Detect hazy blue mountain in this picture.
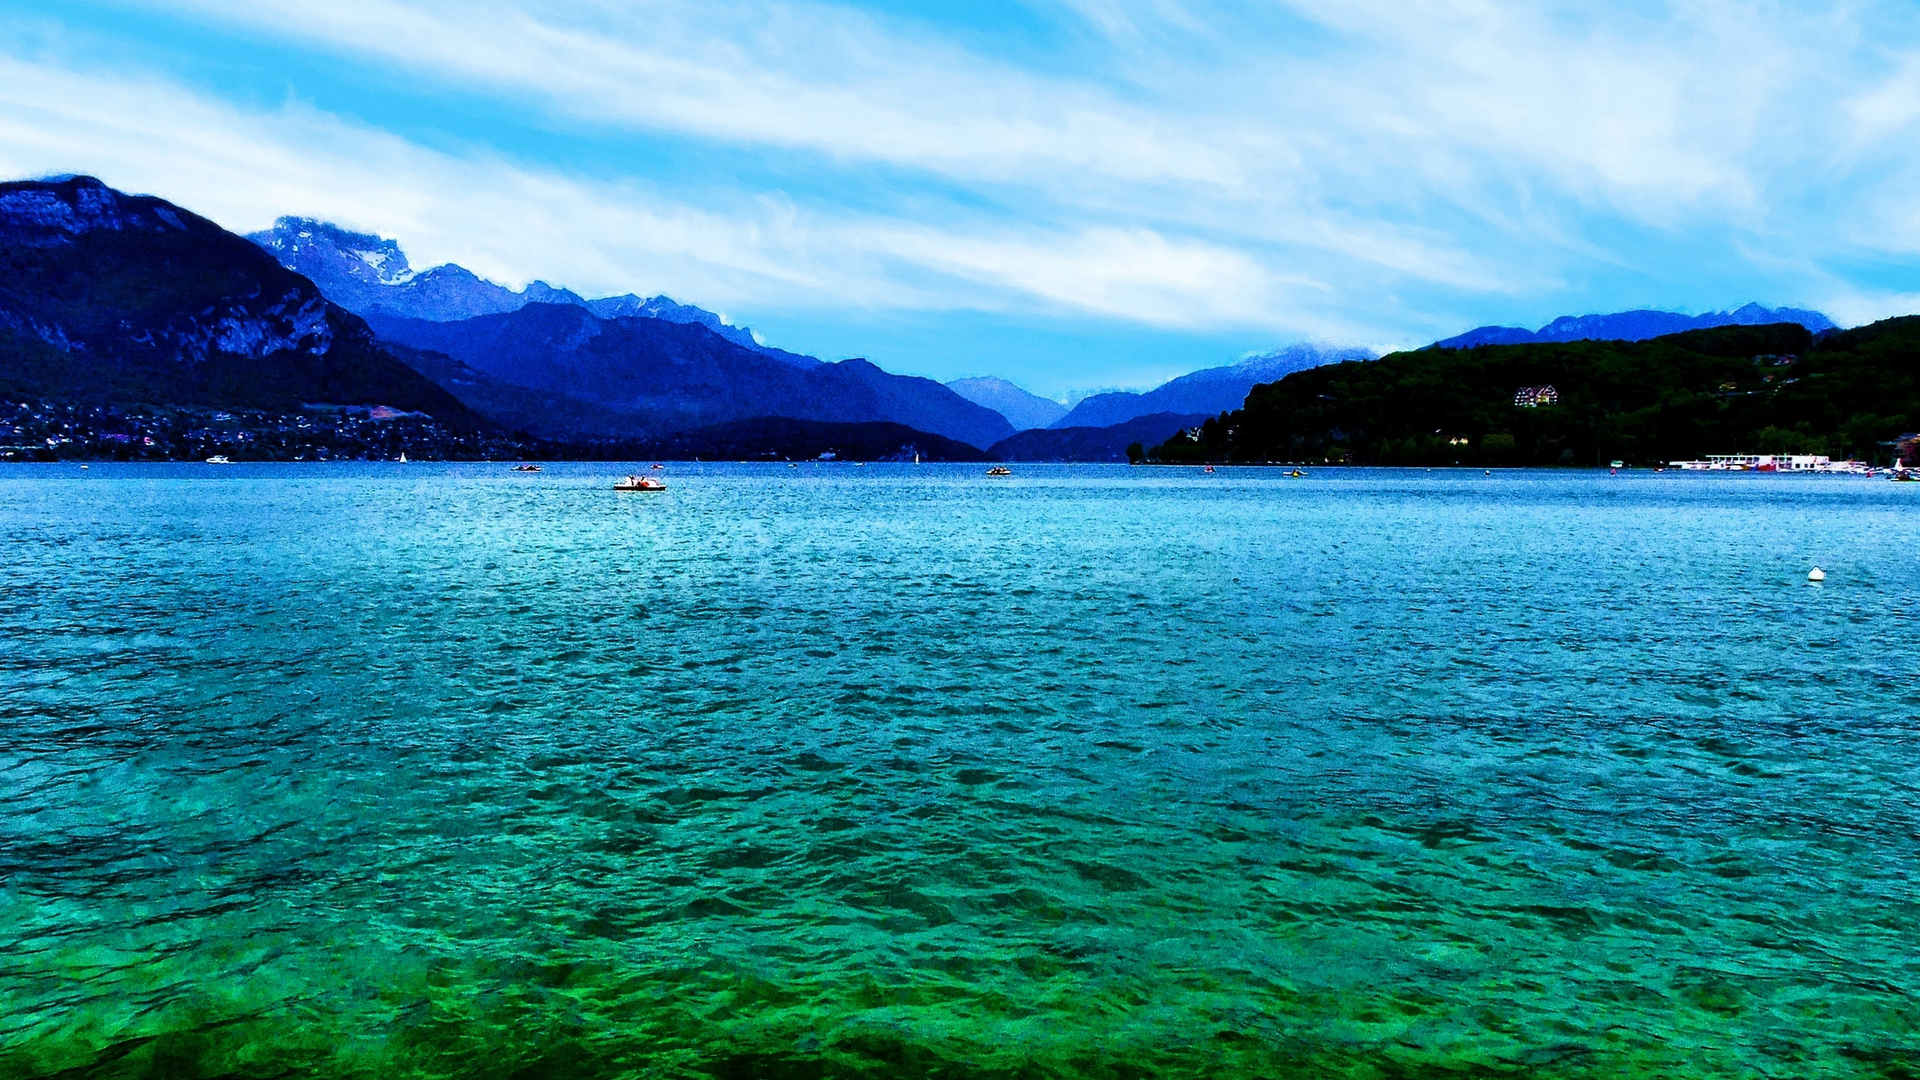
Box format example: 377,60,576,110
946,376,1068,430
991,412,1209,462
367,304,1015,448
0,177,479,426
1051,342,1377,429
1434,304,1837,349
249,217,768,352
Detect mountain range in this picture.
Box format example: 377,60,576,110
0,176,478,427
1043,343,1379,430
0,176,1863,464
249,217,775,354
365,304,1015,447
1433,304,1836,349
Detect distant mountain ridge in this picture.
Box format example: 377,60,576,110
0,176,479,427
945,376,1067,430
367,304,1015,449
249,217,772,354
991,412,1208,462
1434,304,1836,349
1051,342,1378,429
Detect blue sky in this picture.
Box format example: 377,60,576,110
4,1,1920,396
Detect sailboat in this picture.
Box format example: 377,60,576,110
398,452,408,463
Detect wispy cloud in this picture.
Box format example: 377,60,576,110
6,0,1920,371
0,52,1339,335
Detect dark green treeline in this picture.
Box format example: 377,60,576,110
1154,318,1920,466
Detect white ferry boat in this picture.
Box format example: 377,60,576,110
1667,454,1874,474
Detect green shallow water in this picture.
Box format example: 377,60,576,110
2,462,1918,1079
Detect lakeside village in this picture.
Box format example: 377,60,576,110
0,399,532,462
1510,386,1920,475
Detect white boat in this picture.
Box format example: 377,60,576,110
398,452,408,463
205,455,231,464
614,475,667,491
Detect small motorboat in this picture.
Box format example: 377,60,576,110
650,463,664,470
1203,465,1216,473
614,475,667,491
986,466,1012,476
512,464,542,472
205,455,232,464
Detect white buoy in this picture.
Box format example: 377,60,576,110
1808,567,1826,582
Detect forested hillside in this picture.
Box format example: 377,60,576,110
1154,320,1920,466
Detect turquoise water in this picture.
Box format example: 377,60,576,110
3,463,1918,1079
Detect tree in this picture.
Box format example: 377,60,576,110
1125,441,1145,465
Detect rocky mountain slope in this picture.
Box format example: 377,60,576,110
250,217,771,353
0,177,480,427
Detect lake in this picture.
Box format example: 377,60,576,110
2,463,1917,1078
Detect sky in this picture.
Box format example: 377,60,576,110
4,1,1920,397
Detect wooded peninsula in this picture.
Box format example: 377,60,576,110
1152,319,1920,466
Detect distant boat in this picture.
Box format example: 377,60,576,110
614,475,666,491
914,451,921,464
512,464,542,472
398,452,408,463
205,455,231,464
986,466,1011,476
650,463,664,470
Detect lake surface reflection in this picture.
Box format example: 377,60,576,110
3,463,1916,1078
